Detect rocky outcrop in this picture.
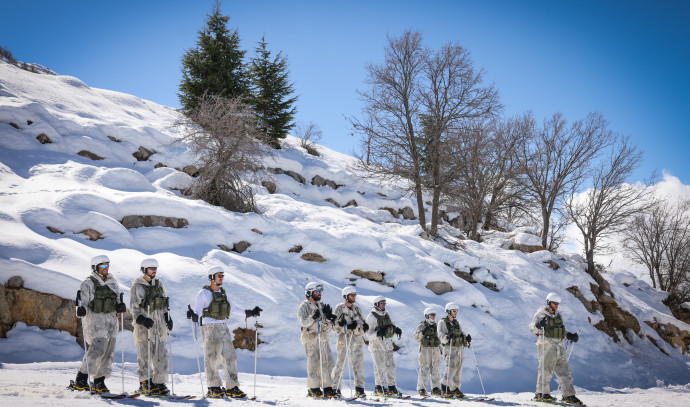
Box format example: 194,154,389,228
121,215,188,229
567,284,640,344
301,253,326,263
509,243,546,253
644,319,690,355
311,175,340,190
426,281,452,295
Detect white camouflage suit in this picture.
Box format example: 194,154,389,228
413,320,442,392
130,275,169,384
78,273,121,380
194,287,246,390
529,307,576,397
297,299,335,389
437,316,466,392
364,309,397,387
331,302,366,390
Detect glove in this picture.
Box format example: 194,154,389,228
466,334,472,345
322,304,336,322
566,332,579,342
536,318,547,330
164,312,173,331
116,302,126,313
376,327,387,337
186,306,198,323
312,308,321,320
136,314,154,329
76,306,86,317
362,322,369,332
347,320,358,330
394,326,402,338
338,314,347,327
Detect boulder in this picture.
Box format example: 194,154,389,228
301,253,326,263
311,175,327,187
351,270,384,283
262,180,276,194
454,270,476,284
181,165,199,177
509,243,546,253
7,276,23,289
120,215,188,229
426,281,453,295
132,146,155,161
79,229,103,241
289,245,303,253
233,241,251,254
399,206,415,220
77,150,104,160
36,133,52,144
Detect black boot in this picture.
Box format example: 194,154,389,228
374,385,385,395
386,385,400,396
355,386,366,398
70,371,89,391
307,388,323,398
207,387,224,398
323,387,338,398
91,376,109,393
154,383,169,395
226,386,247,398
562,395,583,405
138,379,158,394
432,387,442,396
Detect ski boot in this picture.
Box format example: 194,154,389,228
69,371,90,391
418,388,427,396
454,389,464,398
307,388,323,398
386,385,400,397
539,393,554,401
562,395,584,405
323,387,338,398
154,383,169,396
226,386,247,398
373,385,386,396
138,379,159,394
207,387,225,398
335,388,342,398
355,386,366,398
91,376,109,393
432,387,442,396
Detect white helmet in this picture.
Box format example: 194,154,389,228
305,282,324,298
373,295,386,310
140,258,159,273
208,266,224,280
424,307,438,319
91,254,110,271
546,292,562,305
342,286,357,300
445,302,459,314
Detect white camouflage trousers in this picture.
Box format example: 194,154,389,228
303,338,335,389
133,325,168,383
536,342,575,397
441,345,464,391
331,335,364,389
202,323,239,389
417,346,442,392
79,337,117,379
370,349,396,387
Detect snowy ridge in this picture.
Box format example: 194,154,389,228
1,60,689,405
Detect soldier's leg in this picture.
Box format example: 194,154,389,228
385,350,396,387
417,348,430,391
431,347,442,390
152,334,169,384
554,347,576,397
350,344,365,389
202,324,223,388
304,341,322,389
220,326,239,389
331,345,347,390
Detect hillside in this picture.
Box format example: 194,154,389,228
1,58,689,402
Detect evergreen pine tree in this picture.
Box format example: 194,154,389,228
248,36,298,147
179,0,249,111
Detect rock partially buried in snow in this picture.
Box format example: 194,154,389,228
509,242,546,253
426,281,453,295
262,180,277,194
79,228,103,241
351,269,384,282
132,145,155,161
301,252,326,263
120,215,189,229
77,150,104,160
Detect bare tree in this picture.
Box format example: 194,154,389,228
180,94,272,213
295,121,322,155
564,136,652,286
624,199,690,302
349,30,428,229
516,112,614,249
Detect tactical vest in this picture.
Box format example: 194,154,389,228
139,279,167,311
420,321,441,347
372,311,394,338
542,309,566,340
202,286,231,320
87,276,118,314
443,317,467,347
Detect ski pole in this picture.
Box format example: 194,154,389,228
166,300,175,396
444,339,452,395
346,330,353,398
335,325,352,397
317,315,324,391
188,304,204,398
146,303,151,394
77,290,93,394
567,341,576,362
469,344,486,397
253,319,259,400
538,327,547,395
120,292,125,394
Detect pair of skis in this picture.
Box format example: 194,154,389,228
532,398,586,406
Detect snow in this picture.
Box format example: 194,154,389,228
1,59,689,405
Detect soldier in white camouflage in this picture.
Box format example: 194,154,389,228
413,307,442,396
438,302,471,398
331,286,368,398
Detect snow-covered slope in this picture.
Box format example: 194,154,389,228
1,59,689,402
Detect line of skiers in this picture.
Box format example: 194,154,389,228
67,254,583,405
68,255,261,399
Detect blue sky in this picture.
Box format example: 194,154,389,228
3,0,689,184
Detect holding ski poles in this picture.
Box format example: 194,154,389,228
365,296,402,397
530,293,583,405
189,266,261,399
438,302,471,399
130,258,171,396
332,286,368,399
69,255,124,394
297,282,337,399
413,307,442,396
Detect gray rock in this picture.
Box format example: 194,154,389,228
426,281,453,295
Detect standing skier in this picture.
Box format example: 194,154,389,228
331,286,368,398
529,293,582,405
438,302,471,398
130,258,171,395
69,254,126,393
413,307,442,396
297,282,338,398
365,296,402,397
187,266,262,399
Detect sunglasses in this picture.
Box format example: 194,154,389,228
147,267,158,271
98,264,110,269
215,274,225,278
